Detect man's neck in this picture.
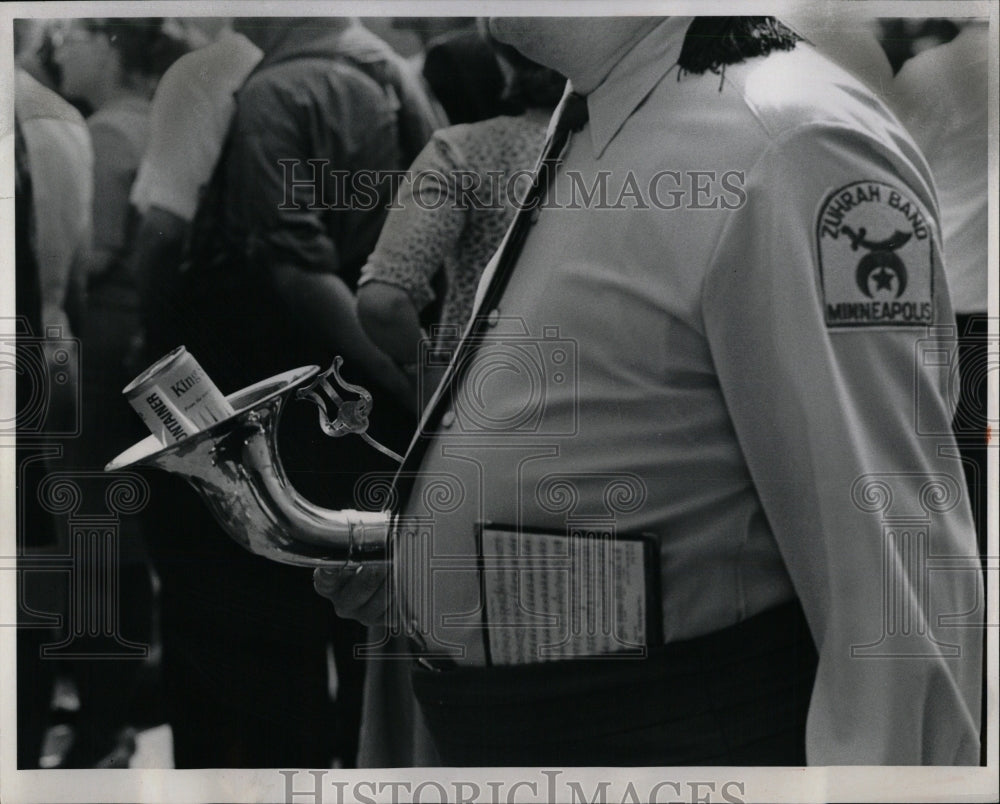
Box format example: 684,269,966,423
562,18,663,94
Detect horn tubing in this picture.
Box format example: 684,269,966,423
242,430,392,559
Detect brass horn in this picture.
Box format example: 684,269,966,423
105,361,399,568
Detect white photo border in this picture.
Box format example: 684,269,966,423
1,1,996,802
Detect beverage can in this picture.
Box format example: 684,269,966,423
123,346,234,444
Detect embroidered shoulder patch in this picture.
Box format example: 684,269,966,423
817,180,934,327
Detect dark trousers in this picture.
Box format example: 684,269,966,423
953,312,989,766
952,313,988,557
17,612,57,768
147,260,419,767
143,471,342,768
412,599,817,766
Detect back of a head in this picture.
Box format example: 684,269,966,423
484,28,566,113
14,18,43,60
422,29,507,124
232,16,348,54
87,18,190,81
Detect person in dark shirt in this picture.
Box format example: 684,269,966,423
143,17,414,768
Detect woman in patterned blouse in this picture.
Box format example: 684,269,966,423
358,31,565,409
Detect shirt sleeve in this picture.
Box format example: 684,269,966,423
390,58,444,161
21,116,93,306
131,72,229,222
88,119,140,261
226,77,341,275
701,123,982,765
359,132,469,312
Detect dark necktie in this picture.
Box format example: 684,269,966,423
394,91,590,492
474,91,590,323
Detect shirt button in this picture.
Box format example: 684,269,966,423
441,410,456,428
486,309,500,327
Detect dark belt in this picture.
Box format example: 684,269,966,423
411,599,817,766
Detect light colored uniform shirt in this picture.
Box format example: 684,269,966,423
397,17,981,765
780,11,893,100
893,23,989,314
87,94,150,264
14,69,93,312
130,29,261,222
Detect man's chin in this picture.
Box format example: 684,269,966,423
486,17,509,42
486,17,531,48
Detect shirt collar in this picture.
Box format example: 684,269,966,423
583,16,693,159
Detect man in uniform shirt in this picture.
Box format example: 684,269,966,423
316,16,982,766
128,18,261,362
893,20,990,553
14,25,93,764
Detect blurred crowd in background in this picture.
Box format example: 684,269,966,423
13,15,988,769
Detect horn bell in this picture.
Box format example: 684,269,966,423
106,366,393,567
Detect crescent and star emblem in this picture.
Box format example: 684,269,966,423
841,225,912,299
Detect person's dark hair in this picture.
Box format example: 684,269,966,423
422,31,506,124
13,19,30,57
678,17,801,80
82,18,188,79
484,30,566,113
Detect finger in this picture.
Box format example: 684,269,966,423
335,565,388,620
312,566,357,596
351,586,391,626
313,563,385,592
313,564,388,624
